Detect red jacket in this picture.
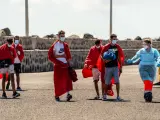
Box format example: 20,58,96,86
0,44,16,64
84,46,103,67
12,44,24,62
82,46,103,78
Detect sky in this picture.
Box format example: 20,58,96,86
0,0,160,40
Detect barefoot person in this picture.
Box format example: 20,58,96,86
6,36,24,91
127,38,159,102
48,30,73,102
83,40,106,100
0,38,20,98
101,34,125,101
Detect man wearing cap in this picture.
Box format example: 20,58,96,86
48,30,73,102
0,38,20,98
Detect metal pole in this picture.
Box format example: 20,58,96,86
25,0,29,37
110,0,112,36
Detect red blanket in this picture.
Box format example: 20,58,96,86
48,41,73,97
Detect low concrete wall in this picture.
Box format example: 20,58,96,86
21,49,141,73
1,36,160,73
1,37,160,50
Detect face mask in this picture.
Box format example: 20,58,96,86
144,45,148,49
96,46,100,48
15,40,19,44
8,44,11,47
112,40,117,45
60,37,65,41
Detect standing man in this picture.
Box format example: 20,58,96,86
48,30,73,102
101,34,124,101
83,40,105,99
6,36,24,91
0,38,20,98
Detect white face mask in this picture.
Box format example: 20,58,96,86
15,40,19,44
60,37,65,41
112,40,117,45
8,44,11,47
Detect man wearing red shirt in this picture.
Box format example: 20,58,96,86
6,36,24,91
0,38,20,98
83,40,106,100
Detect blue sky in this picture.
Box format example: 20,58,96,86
0,0,160,39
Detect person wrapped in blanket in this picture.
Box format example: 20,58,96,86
101,34,125,101
127,38,160,102
48,30,73,102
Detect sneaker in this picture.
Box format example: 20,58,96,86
2,92,7,99
66,94,72,101
12,92,20,98
17,87,22,91
6,82,10,90
102,95,107,101
144,92,152,102
94,96,100,100
116,96,123,101
55,97,60,102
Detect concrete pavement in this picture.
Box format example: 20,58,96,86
0,65,160,120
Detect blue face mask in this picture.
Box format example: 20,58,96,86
112,40,117,45
15,40,19,44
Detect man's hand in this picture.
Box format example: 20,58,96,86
17,51,20,55
104,60,111,63
88,65,93,69
84,64,88,68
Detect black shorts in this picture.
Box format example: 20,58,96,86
14,63,21,74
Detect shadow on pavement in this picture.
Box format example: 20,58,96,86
0,89,28,92
0,97,20,100
87,98,131,102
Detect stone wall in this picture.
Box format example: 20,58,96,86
1,36,160,50
0,36,160,73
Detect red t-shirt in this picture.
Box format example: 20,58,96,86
0,43,17,64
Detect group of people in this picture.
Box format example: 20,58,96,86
0,30,159,102
0,36,24,98
48,30,160,102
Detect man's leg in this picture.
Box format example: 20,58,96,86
92,68,100,99
10,73,16,93
15,64,22,90
115,83,120,97
9,65,20,98
103,67,113,100
6,74,11,90
113,67,122,101
94,80,100,98
2,74,6,93
16,73,20,88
